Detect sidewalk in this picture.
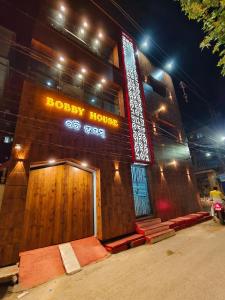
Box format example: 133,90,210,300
1,220,225,300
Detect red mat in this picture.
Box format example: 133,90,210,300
19,237,109,289
19,245,65,289
71,236,109,267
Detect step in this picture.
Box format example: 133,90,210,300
161,221,177,229
0,265,18,284
105,244,128,254
130,237,146,248
104,234,143,249
188,213,203,220
146,229,176,244
174,224,187,231
169,218,186,226
137,223,170,235
136,218,162,228
196,211,210,217
136,216,154,222
199,215,212,222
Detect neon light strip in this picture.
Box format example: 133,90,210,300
122,33,150,163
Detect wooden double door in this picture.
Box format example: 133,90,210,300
22,164,94,251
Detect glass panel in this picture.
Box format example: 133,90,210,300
131,165,151,217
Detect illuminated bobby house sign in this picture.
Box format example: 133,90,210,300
122,33,152,163
46,97,119,128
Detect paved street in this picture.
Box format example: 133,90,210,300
1,220,225,300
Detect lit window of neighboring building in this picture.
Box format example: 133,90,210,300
196,133,203,139
3,136,12,144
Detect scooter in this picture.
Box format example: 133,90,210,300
213,202,225,225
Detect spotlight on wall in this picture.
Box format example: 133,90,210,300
46,80,52,87
171,160,177,167
48,159,56,164
81,161,88,167
221,136,225,142
165,60,174,71
159,104,167,112
56,63,62,70
15,144,22,150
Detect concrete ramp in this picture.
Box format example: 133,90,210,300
19,237,109,289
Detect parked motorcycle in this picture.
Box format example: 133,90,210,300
214,202,225,225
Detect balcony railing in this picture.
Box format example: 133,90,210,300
28,60,121,116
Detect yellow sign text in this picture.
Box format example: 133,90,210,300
46,97,119,128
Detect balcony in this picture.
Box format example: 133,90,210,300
28,58,123,116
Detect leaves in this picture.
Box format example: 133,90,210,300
176,0,225,76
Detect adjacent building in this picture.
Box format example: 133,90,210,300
188,123,225,196
0,0,200,266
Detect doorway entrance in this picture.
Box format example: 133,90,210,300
22,162,94,251
131,164,152,217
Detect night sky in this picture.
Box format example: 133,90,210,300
101,0,225,132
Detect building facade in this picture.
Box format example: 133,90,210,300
0,0,200,266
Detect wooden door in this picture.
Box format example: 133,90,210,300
22,164,93,251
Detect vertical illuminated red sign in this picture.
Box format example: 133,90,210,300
121,32,153,164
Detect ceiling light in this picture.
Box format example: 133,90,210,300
59,56,65,62
81,67,87,74
98,32,103,39
78,73,83,79
46,80,52,87
101,78,106,84
56,63,62,69
91,98,96,103
83,21,88,28
60,5,65,12
81,161,88,167
94,39,100,45
48,159,56,164
206,153,211,157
